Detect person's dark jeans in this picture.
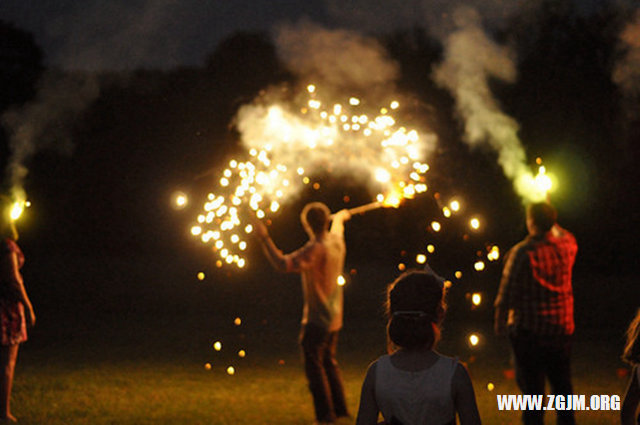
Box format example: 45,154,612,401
509,330,575,425
300,323,349,423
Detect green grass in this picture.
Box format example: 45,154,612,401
11,259,635,424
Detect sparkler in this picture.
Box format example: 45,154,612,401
190,85,434,268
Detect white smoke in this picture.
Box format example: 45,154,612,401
275,21,400,89
432,7,542,202
613,9,640,101
2,72,100,202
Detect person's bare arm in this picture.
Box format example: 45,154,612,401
0,252,35,327
330,209,350,236
356,362,379,425
621,365,640,425
252,219,288,272
452,362,481,425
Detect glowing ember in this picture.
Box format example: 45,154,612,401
337,275,346,286
426,244,435,253
416,254,427,264
204,363,212,370
213,341,222,351
226,366,235,375
487,245,500,261
238,350,246,358
431,221,441,232
197,272,206,281
474,261,485,271
450,200,460,212
469,334,480,346
470,218,480,230
234,317,242,326
191,86,434,268
487,382,495,391
174,193,188,209
471,293,482,306
455,271,463,279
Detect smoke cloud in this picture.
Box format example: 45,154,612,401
613,9,640,101
2,72,100,201
433,7,543,202
275,21,400,89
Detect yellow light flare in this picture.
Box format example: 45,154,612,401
470,218,480,230
416,254,427,264
337,275,346,286
487,382,495,391
450,200,460,212
427,244,435,253
443,207,451,218
10,202,24,221
487,245,500,261
191,226,202,236
307,84,316,93
444,280,453,289
471,293,482,306
174,193,188,209
534,165,553,193
234,317,242,326
197,272,205,281
474,261,485,271
431,221,441,232
375,168,391,183
349,97,360,106
398,263,406,271
204,363,212,370
213,341,222,351
390,101,400,109
238,350,246,358
469,334,480,346
226,366,235,375
455,271,463,279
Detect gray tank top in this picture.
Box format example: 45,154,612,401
375,353,458,425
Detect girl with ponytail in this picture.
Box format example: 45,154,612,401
356,271,481,425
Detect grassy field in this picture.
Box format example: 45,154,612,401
10,256,636,424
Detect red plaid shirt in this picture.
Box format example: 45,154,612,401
494,228,578,335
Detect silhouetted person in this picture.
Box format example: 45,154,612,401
356,271,481,425
494,202,577,425
621,309,640,425
254,202,350,424
0,196,35,423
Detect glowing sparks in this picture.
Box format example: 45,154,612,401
174,193,188,209
450,200,460,212
416,254,427,264
226,366,235,375
426,244,435,253
431,221,441,232
213,341,222,351
455,271,463,279
487,382,495,391
238,350,246,358
470,218,480,230
487,245,500,261
337,275,346,286
469,334,480,346
197,272,206,281
191,86,434,268
474,260,485,271
234,317,242,326
471,293,482,306
204,363,212,370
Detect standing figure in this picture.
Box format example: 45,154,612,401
494,202,577,425
621,309,640,425
254,202,351,424
0,196,36,422
356,270,481,425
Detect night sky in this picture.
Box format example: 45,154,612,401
0,0,638,306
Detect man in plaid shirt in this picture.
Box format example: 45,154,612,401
494,202,578,425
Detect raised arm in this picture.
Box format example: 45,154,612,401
252,219,288,272
0,251,35,327
330,209,351,236
356,362,379,425
452,362,481,425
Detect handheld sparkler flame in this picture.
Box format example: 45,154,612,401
9,200,30,222
516,160,557,203
190,85,436,268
